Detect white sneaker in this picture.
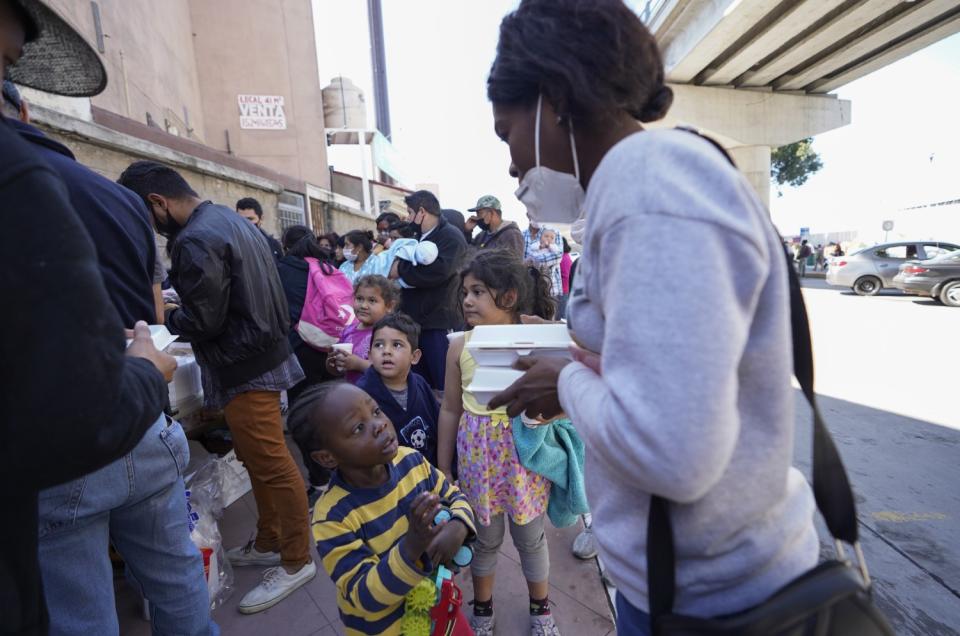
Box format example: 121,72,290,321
572,526,598,560
531,613,561,636
238,561,317,614
469,612,495,636
227,540,282,567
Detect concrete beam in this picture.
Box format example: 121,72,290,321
661,83,851,148
811,12,960,93
776,0,959,91
701,0,847,86
741,0,902,88
643,0,686,38
663,0,779,83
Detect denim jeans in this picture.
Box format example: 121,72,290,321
37,415,217,636
616,592,653,636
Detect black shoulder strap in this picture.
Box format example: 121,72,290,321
646,129,860,620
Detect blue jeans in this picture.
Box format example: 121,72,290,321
37,415,218,636
616,592,653,636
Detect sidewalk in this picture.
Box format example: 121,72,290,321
116,440,614,635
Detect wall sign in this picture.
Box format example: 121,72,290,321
238,94,287,130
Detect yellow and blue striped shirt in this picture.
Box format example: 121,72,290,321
312,447,476,635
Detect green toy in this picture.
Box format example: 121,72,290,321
402,578,438,636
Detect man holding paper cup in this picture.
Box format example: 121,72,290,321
0,1,194,632
3,20,218,636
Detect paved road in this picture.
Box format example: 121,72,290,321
796,279,959,634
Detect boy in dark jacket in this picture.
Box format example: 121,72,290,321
357,313,440,466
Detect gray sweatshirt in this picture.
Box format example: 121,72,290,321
560,129,818,617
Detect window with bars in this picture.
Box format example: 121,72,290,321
277,191,306,233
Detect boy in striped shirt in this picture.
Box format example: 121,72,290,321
287,382,475,635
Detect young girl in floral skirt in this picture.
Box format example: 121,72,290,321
437,249,560,636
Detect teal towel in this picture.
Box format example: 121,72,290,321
512,417,589,528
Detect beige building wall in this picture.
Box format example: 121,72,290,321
310,200,376,236
42,0,330,191
39,126,282,235
189,0,331,189
44,0,209,142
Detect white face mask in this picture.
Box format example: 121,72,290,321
343,248,358,262
514,93,586,225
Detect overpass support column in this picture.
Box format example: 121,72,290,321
655,84,851,209
727,145,771,209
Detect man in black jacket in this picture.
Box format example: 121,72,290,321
118,161,316,615
0,1,174,633
394,190,467,391
5,82,216,635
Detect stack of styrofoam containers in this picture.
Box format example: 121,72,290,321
464,324,574,408
167,343,204,417
125,326,202,417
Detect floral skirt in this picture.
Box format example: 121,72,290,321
456,412,549,526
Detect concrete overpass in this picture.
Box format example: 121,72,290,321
637,0,960,204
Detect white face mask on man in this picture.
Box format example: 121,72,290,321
514,93,586,225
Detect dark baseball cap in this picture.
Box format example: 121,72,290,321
4,0,107,97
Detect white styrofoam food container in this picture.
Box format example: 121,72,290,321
125,324,178,351
466,367,524,408
466,324,573,366
169,353,203,416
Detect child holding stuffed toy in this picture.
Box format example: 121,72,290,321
287,382,475,635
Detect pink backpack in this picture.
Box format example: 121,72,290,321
296,257,357,349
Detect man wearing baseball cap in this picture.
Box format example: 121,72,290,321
0,2,212,634
465,194,525,259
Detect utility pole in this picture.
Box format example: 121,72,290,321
367,0,391,142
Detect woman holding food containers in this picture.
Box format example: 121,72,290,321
487,2,819,635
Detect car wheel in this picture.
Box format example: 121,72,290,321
853,276,882,296
940,281,960,307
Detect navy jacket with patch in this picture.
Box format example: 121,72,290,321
357,366,439,466
12,119,156,327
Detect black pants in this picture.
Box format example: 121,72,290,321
413,328,451,392
1,493,47,636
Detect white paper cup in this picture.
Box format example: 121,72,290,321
521,413,544,428
331,343,353,355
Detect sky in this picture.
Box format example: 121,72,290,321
313,1,960,236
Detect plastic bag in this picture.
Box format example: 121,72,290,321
217,449,253,508
185,460,235,610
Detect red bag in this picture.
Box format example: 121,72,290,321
430,578,474,636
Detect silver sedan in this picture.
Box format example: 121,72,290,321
826,241,960,296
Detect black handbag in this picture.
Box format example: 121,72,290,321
643,216,895,634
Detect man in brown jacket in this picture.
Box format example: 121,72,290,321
466,195,524,259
